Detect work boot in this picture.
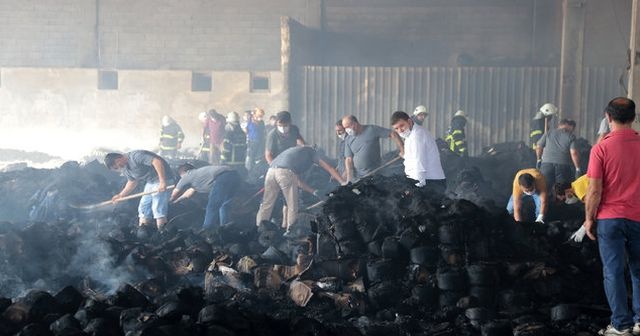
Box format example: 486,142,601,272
598,325,632,336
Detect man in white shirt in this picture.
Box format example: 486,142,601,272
391,111,446,192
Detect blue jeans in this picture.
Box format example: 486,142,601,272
203,171,240,229
597,218,640,330
138,180,172,220
506,193,541,217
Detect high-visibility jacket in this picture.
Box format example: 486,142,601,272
200,125,211,153
529,118,545,150
445,115,468,156
221,122,247,164
159,123,184,151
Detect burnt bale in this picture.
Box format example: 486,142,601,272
0,297,12,313
409,245,438,267
119,308,159,335
17,323,51,336
49,314,83,336
481,319,512,336
467,264,498,287
367,281,405,309
4,290,60,325
109,284,150,308
155,301,189,322
82,318,120,336
54,287,84,315
366,259,401,283
437,268,467,291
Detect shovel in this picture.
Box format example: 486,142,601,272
305,156,402,211
71,185,175,210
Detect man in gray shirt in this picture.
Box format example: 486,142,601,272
341,115,404,182
171,164,240,229
597,117,610,143
536,119,581,191
256,146,345,234
105,150,174,230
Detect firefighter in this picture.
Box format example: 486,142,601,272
221,111,247,165
158,116,184,159
529,103,557,150
445,110,468,157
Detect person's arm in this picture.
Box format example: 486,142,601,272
296,136,306,146
535,145,543,161
265,150,274,165
112,180,138,202
390,131,404,157
318,158,346,185
539,190,548,217
151,157,168,191
170,188,182,202
295,175,316,194
570,148,580,170
584,178,603,240
345,156,354,183
173,188,196,203
513,192,523,221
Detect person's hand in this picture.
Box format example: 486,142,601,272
111,194,122,203
535,214,544,224
569,226,587,243
177,143,182,150
575,167,581,179
399,150,405,159
312,189,321,198
158,181,167,192
584,219,597,241
536,160,542,170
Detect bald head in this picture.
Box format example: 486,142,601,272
605,97,636,125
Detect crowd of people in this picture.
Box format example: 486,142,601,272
103,97,640,336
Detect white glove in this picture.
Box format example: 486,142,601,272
535,214,544,223
569,226,587,243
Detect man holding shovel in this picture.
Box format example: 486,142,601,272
105,150,174,230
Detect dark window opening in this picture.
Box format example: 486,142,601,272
98,70,118,90
192,72,212,92
251,72,270,92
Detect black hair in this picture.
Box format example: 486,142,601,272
177,163,195,175
605,97,636,124
104,153,123,169
518,173,535,189
336,120,344,127
559,118,576,128
390,111,410,125
276,111,292,123
554,181,572,196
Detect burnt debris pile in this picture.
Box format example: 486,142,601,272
0,145,608,336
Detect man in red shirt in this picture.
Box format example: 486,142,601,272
206,109,226,164
584,97,640,336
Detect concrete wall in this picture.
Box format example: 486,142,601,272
0,68,285,159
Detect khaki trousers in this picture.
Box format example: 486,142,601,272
256,168,299,230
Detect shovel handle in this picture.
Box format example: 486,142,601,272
80,185,176,209
304,156,402,211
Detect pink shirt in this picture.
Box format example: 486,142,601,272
587,128,640,221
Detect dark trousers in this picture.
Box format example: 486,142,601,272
203,171,240,229
540,162,573,191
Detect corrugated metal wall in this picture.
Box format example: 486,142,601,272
293,66,624,157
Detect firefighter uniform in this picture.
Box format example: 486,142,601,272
159,117,184,159
445,111,468,157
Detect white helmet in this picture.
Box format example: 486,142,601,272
198,112,208,122
454,110,466,118
413,105,427,116
161,115,173,127
539,103,558,116
226,111,239,123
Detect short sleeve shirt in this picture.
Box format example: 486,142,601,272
587,128,640,221
537,128,576,165
176,165,234,193
270,146,320,175
123,150,174,184
512,168,546,199
265,125,302,159
344,125,391,177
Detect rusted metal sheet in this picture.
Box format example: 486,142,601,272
293,66,623,157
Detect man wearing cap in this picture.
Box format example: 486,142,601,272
445,110,468,157
412,105,428,127
342,115,404,183
105,150,175,230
